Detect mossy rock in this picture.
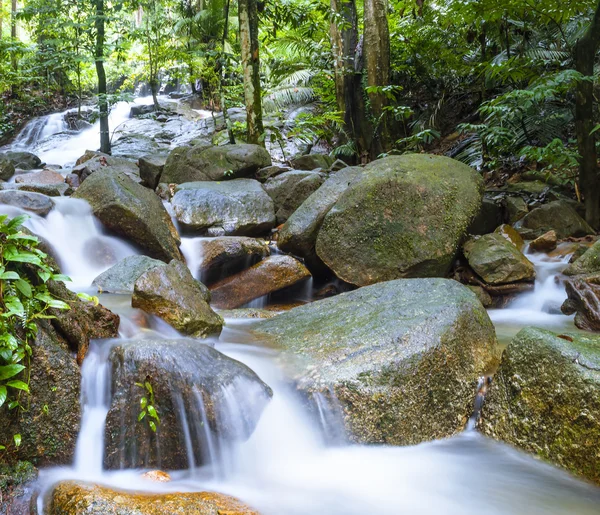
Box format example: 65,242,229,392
0,461,38,515
563,239,600,276
253,278,498,445
315,154,483,286
514,200,594,240
479,327,600,485
93,255,167,294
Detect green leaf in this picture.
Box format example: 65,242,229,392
6,380,29,392
140,397,147,409
0,364,25,380
15,279,32,298
6,215,29,230
149,421,157,432
0,386,7,408
147,405,159,421
52,274,72,283
13,434,21,447
4,253,42,265
0,272,20,280
38,271,51,283
144,381,153,395
7,232,38,243
8,400,20,410
138,410,147,421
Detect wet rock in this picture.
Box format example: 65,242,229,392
192,236,270,284
162,143,271,183
563,239,600,276
289,153,334,171
139,154,167,189
494,224,525,250
507,180,550,195
218,308,280,319
93,255,166,293
514,200,594,239
133,259,223,337
561,274,600,331
104,339,272,470
49,481,261,515
479,327,600,485
130,104,155,116
73,155,141,184
253,278,498,445
0,154,16,180
468,198,503,235
0,461,38,515
2,151,42,170
111,133,161,159
210,255,311,309
463,233,535,285
505,196,528,223
0,190,54,216
1,182,68,196
255,164,292,182
75,150,107,166
529,230,558,252
330,158,348,172
467,285,493,307
64,173,80,190
142,470,171,482
264,170,327,224
0,322,80,466
278,166,362,267
14,169,64,185
82,237,120,268
72,169,182,262
171,179,275,236
316,154,483,286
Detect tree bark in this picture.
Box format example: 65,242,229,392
95,0,111,154
221,0,235,144
364,0,391,159
575,0,600,228
238,0,264,145
10,0,17,72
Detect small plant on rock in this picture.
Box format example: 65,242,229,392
136,377,160,433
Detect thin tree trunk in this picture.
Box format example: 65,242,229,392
0,0,4,40
221,0,235,144
575,0,600,228
238,0,264,145
364,0,391,159
10,0,17,72
95,0,110,154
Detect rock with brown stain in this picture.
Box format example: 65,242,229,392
141,470,171,482
14,169,64,185
494,224,525,250
529,230,557,252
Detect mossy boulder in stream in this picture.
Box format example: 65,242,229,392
132,259,223,337
479,327,600,485
0,154,16,180
563,239,600,276
93,255,167,294
72,169,182,262
48,481,261,515
104,339,272,470
162,143,271,184
514,200,594,239
253,278,498,445
315,154,483,286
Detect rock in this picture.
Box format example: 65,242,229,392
494,224,525,250
264,170,327,224
255,164,292,182
104,340,272,469
210,255,312,309
93,255,166,294
142,470,171,482
49,481,261,515
0,461,38,515
130,104,155,116
132,259,223,337
0,190,54,216
479,327,600,485
253,278,498,445
171,179,275,236
162,143,271,184
73,155,141,184
75,150,107,166
563,239,600,276
289,153,334,171
111,133,161,159
468,198,503,235
14,169,64,185
316,154,483,286
278,166,362,265
529,230,558,252
467,285,493,307
561,274,600,331
0,154,16,180
514,200,595,239
72,169,182,262
507,180,550,195
65,173,80,190
505,196,528,223
330,158,348,172
0,322,80,466
463,233,535,285
2,151,42,170
218,308,280,319
139,154,167,189
1,182,69,196
190,236,270,284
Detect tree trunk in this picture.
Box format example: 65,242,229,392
364,0,391,159
221,0,235,144
95,0,111,154
575,0,600,228
238,0,264,145
10,0,17,72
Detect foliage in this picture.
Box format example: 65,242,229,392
136,378,160,433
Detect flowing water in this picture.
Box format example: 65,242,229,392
2,109,600,514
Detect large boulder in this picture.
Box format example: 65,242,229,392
0,190,54,216
479,327,600,485
253,278,498,445
561,274,600,331
563,239,600,276
463,233,535,285
171,179,275,236
315,154,484,286
104,339,272,469
468,198,503,235
132,259,223,337
210,255,312,309
162,143,271,184
72,155,141,184
72,169,182,262
264,170,327,224
514,200,594,239
289,153,334,171
277,166,363,262
0,154,16,181
2,151,42,170
49,481,260,515
0,182,68,197
92,255,166,294
14,169,64,185
139,154,167,189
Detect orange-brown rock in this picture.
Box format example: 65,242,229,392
529,230,557,252
15,169,64,185
141,470,171,482
494,224,524,250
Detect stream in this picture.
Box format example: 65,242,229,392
2,102,600,514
